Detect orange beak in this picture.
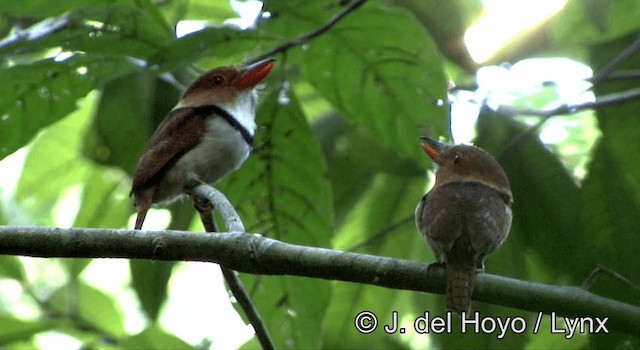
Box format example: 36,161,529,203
420,136,446,165
233,58,276,90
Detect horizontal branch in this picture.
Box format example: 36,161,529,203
0,226,638,336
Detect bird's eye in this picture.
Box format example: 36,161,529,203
453,153,462,165
210,75,225,86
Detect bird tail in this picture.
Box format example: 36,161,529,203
446,234,476,315
446,262,475,315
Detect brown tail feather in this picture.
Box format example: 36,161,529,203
446,261,475,314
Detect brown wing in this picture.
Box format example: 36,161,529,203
131,107,207,192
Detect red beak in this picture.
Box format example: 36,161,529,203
233,59,276,90
420,136,446,165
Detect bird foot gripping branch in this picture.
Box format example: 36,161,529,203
415,136,513,314
130,59,276,230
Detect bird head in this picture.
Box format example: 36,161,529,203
178,58,276,109
420,136,511,198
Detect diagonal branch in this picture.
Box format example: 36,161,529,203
189,184,274,350
590,35,640,85
245,0,369,65
0,225,638,336
493,87,640,160
495,86,640,118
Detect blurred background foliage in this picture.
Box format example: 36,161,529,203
0,0,639,348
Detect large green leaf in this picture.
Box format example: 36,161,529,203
475,113,586,281
130,260,175,322
553,0,640,45
582,34,640,308
84,71,165,174
152,27,270,71
324,173,426,349
219,86,333,348
0,315,52,344
290,2,447,163
13,94,94,225
0,3,172,61
0,55,138,160
48,281,127,339
0,0,108,16
313,113,423,227
0,256,26,281
159,0,236,26
72,166,132,229
122,324,193,349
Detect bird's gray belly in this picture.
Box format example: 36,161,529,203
154,118,251,204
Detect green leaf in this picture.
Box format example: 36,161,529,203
159,0,236,26
324,173,427,349
13,93,93,225
130,260,175,322
62,259,92,280
0,256,26,281
312,113,423,227
553,0,640,45
293,2,448,163
122,324,193,349
0,315,52,344
0,55,138,160
72,166,132,229
581,34,640,307
152,27,269,71
84,72,177,173
0,0,108,16
219,87,333,348
475,113,586,281
49,281,127,339
0,4,172,61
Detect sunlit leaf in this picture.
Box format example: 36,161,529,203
0,55,138,160
49,282,127,339
0,0,107,16
475,112,585,280
130,260,175,322
324,174,427,349
0,256,26,281
292,2,448,163
0,315,52,344
13,94,93,225
72,167,132,229
122,323,193,349
553,0,640,45
0,3,172,60
581,34,640,307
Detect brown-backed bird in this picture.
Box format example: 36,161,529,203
131,59,275,230
416,136,512,314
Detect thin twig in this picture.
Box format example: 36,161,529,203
244,0,369,65
347,216,414,252
588,70,640,82
495,116,547,162
492,87,640,160
495,86,640,118
191,184,275,350
591,35,640,85
582,265,640,296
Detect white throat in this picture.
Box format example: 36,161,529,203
218,91,258,136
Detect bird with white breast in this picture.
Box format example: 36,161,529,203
131,59,276,230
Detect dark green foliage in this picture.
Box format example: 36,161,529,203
1,0,639,348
